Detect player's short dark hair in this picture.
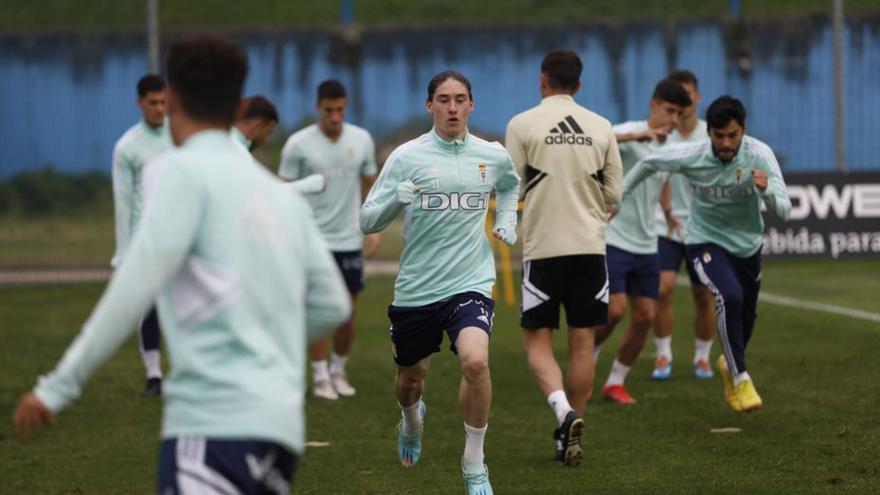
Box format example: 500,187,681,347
540,49,582,91
166,36,248,125
667,69,699,89
241,95,278,122
137,74,166,98
706,95,747,129
317,80,346,101
652,78,693,108
427,70,472,102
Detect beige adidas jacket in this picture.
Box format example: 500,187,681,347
505,94,623,261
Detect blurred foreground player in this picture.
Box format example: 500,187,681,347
13,36,351,493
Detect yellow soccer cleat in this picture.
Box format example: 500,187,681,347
733,379,763,413
716,355,741,412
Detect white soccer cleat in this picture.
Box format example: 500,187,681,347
312,379,339,400
331,372,356,397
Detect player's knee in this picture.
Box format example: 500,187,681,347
461,357,489,383
607,306,626,326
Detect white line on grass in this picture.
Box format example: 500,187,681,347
676,275,880,324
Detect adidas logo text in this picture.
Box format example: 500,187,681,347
546,115,593,146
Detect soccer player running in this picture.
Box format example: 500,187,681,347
593,78,692,405
620,95,790,412
12,36,351,493
279,80,380,400
650,70,716,381
505,49,622,465
231,95,279,153
111,73,173,396
360,70,520,494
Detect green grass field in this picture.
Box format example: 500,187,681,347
1,259,878,494
3,0,879,30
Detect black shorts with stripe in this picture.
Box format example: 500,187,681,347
521,254,608,329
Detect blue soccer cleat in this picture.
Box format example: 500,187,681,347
462,460,494,495
651,356,672,381
396,401,426,467
694,359,714,379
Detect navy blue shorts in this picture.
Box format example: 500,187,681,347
657,236,701,285
158,436,298,495
388,292,494,367
333,250,364,294
606,245,660,299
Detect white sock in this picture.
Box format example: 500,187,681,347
654,336,672,361
547,390,573,425
142,350,163,379
400,399,423,434
593,345,601,362
462,423,487,472
694,339,712,364
311,360,330,383
329,352,348,376
733,371,752,387
604,359,631,387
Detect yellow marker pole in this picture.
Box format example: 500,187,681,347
486,199,521,307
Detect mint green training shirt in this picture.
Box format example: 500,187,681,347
111,119,173,267
623,135,791,257
654,119,708,242
605,121,669,254
279,123,377,252
34,130,351,455
360,129,521,307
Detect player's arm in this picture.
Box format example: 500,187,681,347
492,153,522,246
110,147,135,268
602,131,624,206
753,148,791,222
621,144,691,201
360,135,382,257
14,162,202,437
359,153,414,234
615,127,671,144
659,179,682,236
279,138,325,194
302,210,352,343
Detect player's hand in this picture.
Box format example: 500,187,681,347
639,128,670,144
665,210,683,238
396,180,420,205
363,233,381,258
12,393,55,441
492,226,517,246
752,169,768,191
606,203,619,221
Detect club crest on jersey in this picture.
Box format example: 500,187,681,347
347,147,355,158
702,251,712,264
735,167,743,184
478,163,487,184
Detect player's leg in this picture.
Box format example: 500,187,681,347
389,300,443,467
652,237,682,380
727,249,764,411
328,251,365,397
689,244,752,411
593,246,630,353
603,252,659,404
690,281,716,378
139,306,162,396
307,338,335,400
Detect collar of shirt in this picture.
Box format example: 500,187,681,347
140,118,167,135
430,127,469,153
541,94,575,105
183,129,235,149
230,126,252,149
